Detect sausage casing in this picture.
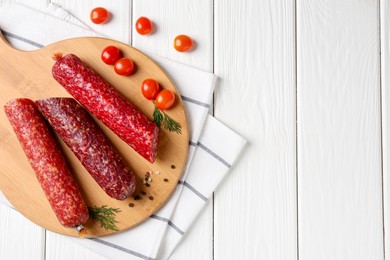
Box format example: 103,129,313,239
4,98,89,228
36,97,136,200
52,54,159,163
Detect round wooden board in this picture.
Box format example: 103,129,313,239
0,34,188,237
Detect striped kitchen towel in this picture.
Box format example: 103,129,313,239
0,2,246,260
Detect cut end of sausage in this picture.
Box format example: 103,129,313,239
148,125,159,163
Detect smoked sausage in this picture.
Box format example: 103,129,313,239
36,97,136,200
4,98,89,229
52,54,159,163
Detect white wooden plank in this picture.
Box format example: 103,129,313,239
45,231,108,260
43,1,131,260
297,1,383,259
50,0,132,43
133,1,214,259
0,204,45,260
132,0,213,71
381,0,390,258
169,201,213,260
214,1,297,259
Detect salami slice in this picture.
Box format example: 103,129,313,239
4,98,89,229
36,98,136,200
52,54,159,163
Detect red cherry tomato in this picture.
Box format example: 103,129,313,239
90,7,109,24
101,46,121,65
142,79,160,100
155,89,175,110
114,58,135,76
135,17,153,35
174,35,193,52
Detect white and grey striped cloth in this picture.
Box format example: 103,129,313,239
0,2,246,260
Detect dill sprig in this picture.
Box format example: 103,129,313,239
153,104,182,134
162,111,182,134
153,104,164,127
88,205,121,232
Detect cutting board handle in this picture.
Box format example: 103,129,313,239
0,30,14,48
0,30,26,56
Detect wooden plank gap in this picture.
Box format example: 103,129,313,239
294,0,299,259
379,1,386,259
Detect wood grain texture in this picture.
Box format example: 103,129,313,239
0,204,45,260
45,231,109,260
3,1,387,260
214,0,297,259
297,0,383,259
169,201,213,260
0,36,189,237
381,0,390,257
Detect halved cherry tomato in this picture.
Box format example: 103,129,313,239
135,17,153,35
90,7,109,24
101,46,121,65
114,58,135,76
174,35,193,52
142,79,160,100
155,89,175,110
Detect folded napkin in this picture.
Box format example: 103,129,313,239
0,2,246,260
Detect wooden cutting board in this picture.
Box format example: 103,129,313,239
0,32,188,237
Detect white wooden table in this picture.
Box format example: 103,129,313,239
1,0,390,259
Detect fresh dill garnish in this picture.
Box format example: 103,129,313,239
153,104,182,134
162,111,182,134
153,104,164,127
88,205,121,232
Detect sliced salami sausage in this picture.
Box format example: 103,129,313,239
36,97,136,200
4,98,89,229
52,54,159,163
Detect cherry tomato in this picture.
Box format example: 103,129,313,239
101,46,121,65
142,79,160,100
114,58,135,76
155,89,175,110
90,7,109,24
174,35,193,52
135,17,153,35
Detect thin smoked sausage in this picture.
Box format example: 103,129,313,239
36,97,136,200
52,54,159,163
4,98,89,229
